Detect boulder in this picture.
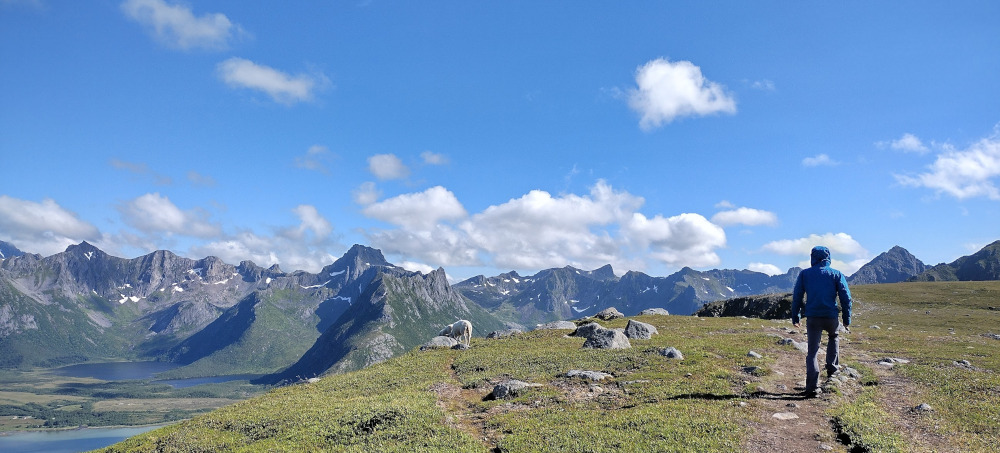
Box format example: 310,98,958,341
566,370,612,381
488,380,540,400
661,347,684,359
639,308,670,316
747,351,763,359
582,328,631,350
594,307,625,321
572,322,605,338
486,328,523,339
624,319,658,339
420,336,458,350
535,321,578,330
451,343,470,350
777,337,808,353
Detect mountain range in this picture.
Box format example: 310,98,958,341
1,239,996,382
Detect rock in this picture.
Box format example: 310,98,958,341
535,321,578,330
842,366,861,379
747,351,763,359
820,443,834,451
639,308,670,316
914,403,933,412
661,347,684,359
594,307,625,321
566,370,612,381
582,328,631,350
486,328,523,339
572,322,605,339
306,377,321,384
772,412,799,420
488,380,540,400
420,336,458,350
869,325,881,329
743,366,761,375
624,319,658,339
451,343,470,350
984,333,1000,340
778,337,808,353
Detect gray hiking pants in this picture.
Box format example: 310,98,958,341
805,316,840,392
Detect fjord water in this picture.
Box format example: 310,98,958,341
0,425,164,453
49,361,259,387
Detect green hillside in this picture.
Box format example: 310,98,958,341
102,281,1000,452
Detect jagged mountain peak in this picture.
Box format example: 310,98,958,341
64,241,109,259
0,240,26,260
590,264,616,281
849,245,926,285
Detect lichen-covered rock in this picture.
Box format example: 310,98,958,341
566,370,612,381
594,307,625,321
582,328,631,350
662,347,684,359
486,328,522,339
639,308,670,316
624,319,658,339
488,380,540,400
572,322,605,338
535,321,578,330
420,336,458,350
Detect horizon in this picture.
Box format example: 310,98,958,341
2,1,999,282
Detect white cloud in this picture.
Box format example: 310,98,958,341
711,207,778,227
802,154,838,167
748,262,783,276
623,212,727,268
879,133,929,154
120,0,245,50
367,153,410,180
217,57,325,105
0,196,102,256
420,151,448,165
191,206,339,273
714,200,736,209
295,145,333,173
895,135,1000,200
750,79,776,91
628,58,736,130
762,232,869,274
362,186,467,230
117,192,220,238
352,182,381,205
398,260,438,275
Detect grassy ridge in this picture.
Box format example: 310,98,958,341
102,281,1000,452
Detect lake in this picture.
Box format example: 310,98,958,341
0,425,166,453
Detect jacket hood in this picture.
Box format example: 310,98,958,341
811,246,832,267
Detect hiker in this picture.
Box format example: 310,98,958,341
790,245,852,397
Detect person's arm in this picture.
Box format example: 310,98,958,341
791,273,805,327
837,273,852,327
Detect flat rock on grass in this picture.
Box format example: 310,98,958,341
566,370,612,381
639,308,670,316
535,321,578,330
420,336,458,350
488,380,541,400
486,328,522,339
594,307,625,320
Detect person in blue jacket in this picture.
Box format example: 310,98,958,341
791,245,852,397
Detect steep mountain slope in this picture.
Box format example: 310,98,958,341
261,267,508,384
0,240,25,260
910,240,1000,282
849,245,926,285
0,242,388,372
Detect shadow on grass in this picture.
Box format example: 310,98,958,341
666,391,814,402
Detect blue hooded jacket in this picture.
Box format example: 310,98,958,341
790,246,852,326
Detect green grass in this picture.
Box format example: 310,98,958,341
96,281,1000,452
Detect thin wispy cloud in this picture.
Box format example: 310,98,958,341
420,151,449,165
110,158,172,185
802,154,838,167
295,145,334,173
628,58,737,130
120,0,246,51
878,132,929,154
217,57,326,105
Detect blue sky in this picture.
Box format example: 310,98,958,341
2,1,999,281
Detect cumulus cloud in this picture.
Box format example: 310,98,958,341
762,232,868,274
879,133,929,154
623,212,727,268
362,186,467,230
294,145,333,173
117,192,220,238
367,153,410,180
420,151,448,165
802,154,838,167
895,135,1000,200
0,196,102,256
120,0,245,50
191,205,340,273
628,58,736,130
711,207,778,227
217,57,326,105
749,262,783,276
